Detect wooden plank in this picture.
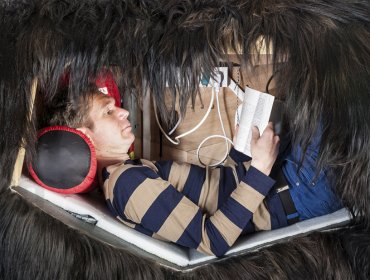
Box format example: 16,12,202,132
142,81,153,159
11,78,38,186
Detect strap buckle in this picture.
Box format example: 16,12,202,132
276,185,289,193
276,185,300,225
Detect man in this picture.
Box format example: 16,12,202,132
50,87,341,257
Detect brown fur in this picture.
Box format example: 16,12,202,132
0,0,369,278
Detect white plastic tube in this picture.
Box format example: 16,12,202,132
154,86,216,145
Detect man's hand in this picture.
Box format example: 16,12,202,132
250,122,280,175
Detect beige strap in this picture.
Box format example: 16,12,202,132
10,78,38,186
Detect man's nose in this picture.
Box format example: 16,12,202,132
118,107,129,119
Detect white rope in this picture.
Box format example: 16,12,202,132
196,83,234,167
154,85,215,145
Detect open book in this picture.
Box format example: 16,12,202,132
234,87,282,157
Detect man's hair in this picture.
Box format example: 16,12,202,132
48,85,100,129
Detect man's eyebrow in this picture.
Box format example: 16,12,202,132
98,96,115,110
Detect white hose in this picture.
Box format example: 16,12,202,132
196,83,234,167
154,75,234,167
154,85,216,145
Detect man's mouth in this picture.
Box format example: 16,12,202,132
122,125,132,132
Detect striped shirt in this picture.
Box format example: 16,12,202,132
102,148,286,257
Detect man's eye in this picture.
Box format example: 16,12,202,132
107,110,113,115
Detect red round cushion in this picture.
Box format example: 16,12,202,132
28,126,98,194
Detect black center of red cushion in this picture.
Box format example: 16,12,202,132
33,130,92,189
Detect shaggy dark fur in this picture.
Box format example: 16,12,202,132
1,185,369,279
0,186,164,279
1,0,369,223
0,0,369,278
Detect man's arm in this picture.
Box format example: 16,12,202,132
104,124,279,257
105,163,275,257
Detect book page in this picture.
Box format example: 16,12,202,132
252,91,275,135
233,87,275,157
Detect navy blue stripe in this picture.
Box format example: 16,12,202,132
227,148,249,183
124,159,142,165
242,166,275,196
154,160,173,180
229,147,252,162
220,197,253,229
134,224,154,236
102,168,110,181
176,210,202,249
106,199,140,229
206,220,230,257
217,166,237,208
235,163,247,183
182,165,206,204
112,166,159,215
265,192,288,229
242,221,255,234
141,186,183,232
106,199,120,218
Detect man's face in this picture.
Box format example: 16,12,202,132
85,94,135,157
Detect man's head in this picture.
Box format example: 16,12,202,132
50,87,135,161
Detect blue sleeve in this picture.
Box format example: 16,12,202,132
229,147,252,163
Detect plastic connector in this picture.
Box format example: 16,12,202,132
213,67,228,87
199,67,228,88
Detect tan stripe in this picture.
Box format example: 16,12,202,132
118,217,135,229
229,165,240,191
196,216,214,255
123,177,168,223
210,211,242,246
252,201,272,231
152,232,168,241
226,157,252,187
105,163,133,201
243,161,252,171
156,196,199,242
168,162,191,192
141,159,159,172
102,179,111,202
224,154,252,174
198,166,220,215
224,155,237,167
106,162,157,201
231,182,265,213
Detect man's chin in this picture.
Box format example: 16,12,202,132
121,131,135,140
128,134,135,143
123,134,135,147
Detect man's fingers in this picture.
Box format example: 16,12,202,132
251,126,260,141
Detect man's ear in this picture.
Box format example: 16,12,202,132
76,127,94,144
